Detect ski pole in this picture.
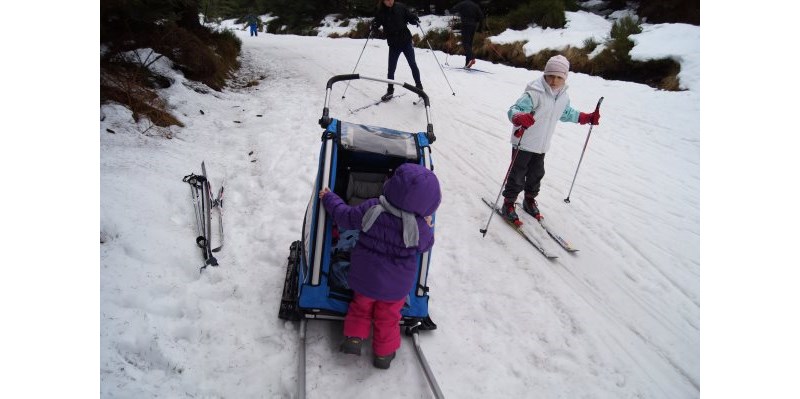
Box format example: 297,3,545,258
211,180,224,253
480,117,533,236
182,174,205,241
342,29,373,99
416,24,456,96
564,97,604,204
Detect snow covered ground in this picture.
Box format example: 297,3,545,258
98,13,700,398
8,4,800,399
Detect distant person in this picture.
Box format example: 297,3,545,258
371,0,423,101
500,55,601,225
318,163,441,369
451,0,484,69
244,14,258,37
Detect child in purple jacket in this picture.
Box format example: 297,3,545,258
318,163,441,369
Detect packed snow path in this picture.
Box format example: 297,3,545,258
100,32,699,398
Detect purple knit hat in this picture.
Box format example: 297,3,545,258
544,55,570,79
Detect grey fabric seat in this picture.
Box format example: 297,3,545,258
345,171,387,205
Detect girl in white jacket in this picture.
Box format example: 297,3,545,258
500,55,600,224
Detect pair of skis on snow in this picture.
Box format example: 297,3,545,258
348,93,409,114
349,92,429,114
444,65,493,74
182,161,224,271
482,197,577,259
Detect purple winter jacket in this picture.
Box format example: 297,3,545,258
321,163,442,301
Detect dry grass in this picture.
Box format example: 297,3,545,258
478,40,528,65
659,75,681,91
150,24,240,91
421,28,683,91
100,21,243,131
269,13,682,91
100,62,183,132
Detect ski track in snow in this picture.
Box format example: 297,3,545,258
100,32,699,398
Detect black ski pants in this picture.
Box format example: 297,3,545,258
387,40,422,90
502,149,545,201
461,22,477,63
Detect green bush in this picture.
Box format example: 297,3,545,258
483,15,509,35
582,37,599,53
564,0,580,12
506,0,566,30
638,0,699,25
350,20,372,38
593,16,642,73
610,16,642,40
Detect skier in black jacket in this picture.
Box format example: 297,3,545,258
451,0,484,68
371,0,423,101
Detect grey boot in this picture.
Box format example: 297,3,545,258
372,352,396,369
340,337,363,355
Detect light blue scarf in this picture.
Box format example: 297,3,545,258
361,195,419,248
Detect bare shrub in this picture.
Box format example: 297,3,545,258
348,20,372,39
100,62,183,130
480,40,529,66
150,23,236,91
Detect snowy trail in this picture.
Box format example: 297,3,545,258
249,35,699,398
101,31,699,398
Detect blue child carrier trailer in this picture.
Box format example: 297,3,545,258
278,74,444,398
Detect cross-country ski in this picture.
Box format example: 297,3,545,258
348,93,407,114
515,202,578,252
444,65,493,74
482,197,558,259
182,161,224,271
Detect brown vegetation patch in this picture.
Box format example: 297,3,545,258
100,61,183,130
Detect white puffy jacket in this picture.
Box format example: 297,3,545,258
507,76,580,153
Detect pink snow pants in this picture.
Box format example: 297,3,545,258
343,292,405,356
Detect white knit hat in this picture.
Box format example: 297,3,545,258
543,55,570,79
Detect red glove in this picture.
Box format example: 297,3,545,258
512,113,535,128
578,110,600,125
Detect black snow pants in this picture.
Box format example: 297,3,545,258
461,23,477,63
502,149,545,201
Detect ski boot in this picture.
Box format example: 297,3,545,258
414,83,424,104
340,337,363,355
522,195,542,220
373,352,396,369
501,198,522,227
381,86,394,102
